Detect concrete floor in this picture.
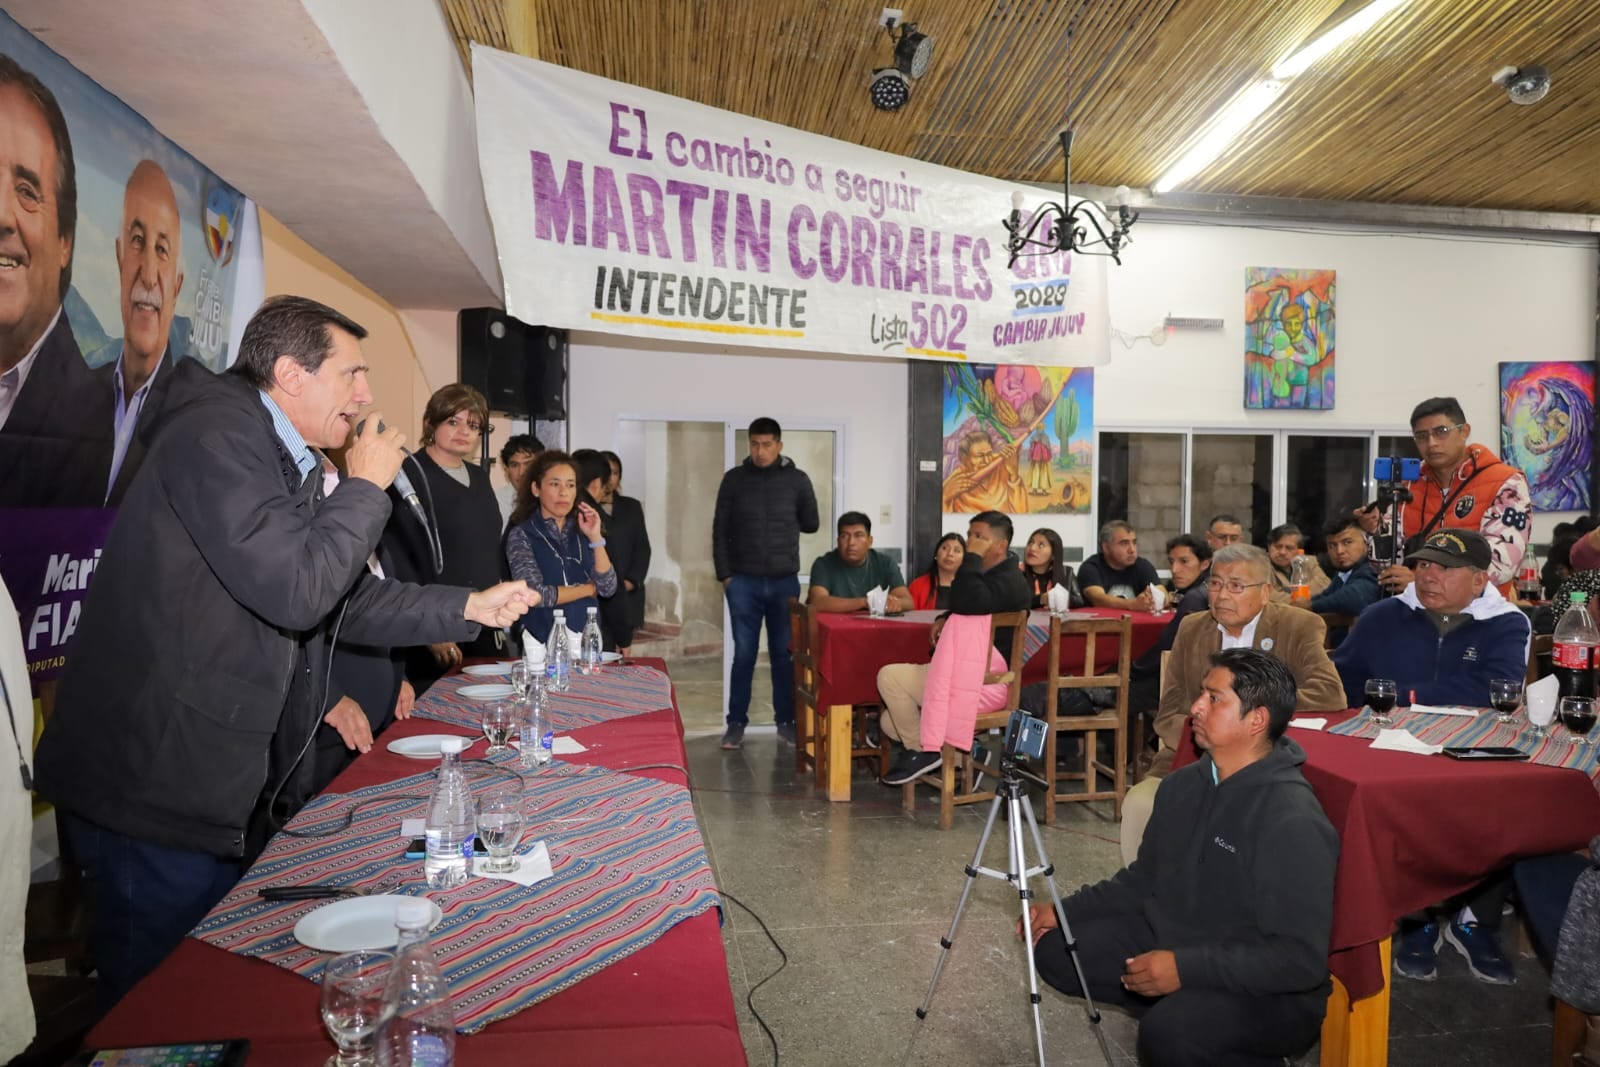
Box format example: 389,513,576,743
670,653,1563,1067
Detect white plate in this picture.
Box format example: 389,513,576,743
461,662,513,677
293,895,444,952
386,734,474,760
457,683,515,702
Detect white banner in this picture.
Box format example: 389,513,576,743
472,46,1110,367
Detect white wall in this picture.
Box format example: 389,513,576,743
946,218,1598,563
566,332,910,552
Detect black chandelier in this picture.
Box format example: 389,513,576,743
1003,129,1137,267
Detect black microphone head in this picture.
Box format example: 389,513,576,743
353,416,386,436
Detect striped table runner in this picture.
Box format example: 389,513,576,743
1328,709,1600,785
192,758,719,1032
417,664,674,732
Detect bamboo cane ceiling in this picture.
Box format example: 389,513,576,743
442,0,1600,215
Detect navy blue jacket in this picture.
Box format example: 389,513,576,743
1309,558,1380,616
1331,585,1531,708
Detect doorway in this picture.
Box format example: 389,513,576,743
612,417,843,733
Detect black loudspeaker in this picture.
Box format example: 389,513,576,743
457,309,567,419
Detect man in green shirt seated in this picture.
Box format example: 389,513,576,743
806,511,913,613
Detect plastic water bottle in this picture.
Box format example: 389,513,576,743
423,738,475,890
1553,591,1599,700
520,675,553,768
1289,555,1312,607
545,610,571,692
376,899,456,1066
580,607,603,676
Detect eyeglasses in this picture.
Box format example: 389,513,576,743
1206,579,1268,596
1411,424,1464,444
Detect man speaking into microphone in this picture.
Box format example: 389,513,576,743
34,295,539,1008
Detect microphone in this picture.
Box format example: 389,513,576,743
354,417,429,530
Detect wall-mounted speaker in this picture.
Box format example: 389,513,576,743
457,308,567,419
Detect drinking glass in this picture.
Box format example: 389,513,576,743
320,949,392,1066
476,790,525,873
1559,695,1598,746
1364,678,1398,728
510,661,531,702
481,701,514,755
1488,678,1523,726
1529,687,1557,738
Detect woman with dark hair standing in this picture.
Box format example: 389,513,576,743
1022,528,1081,609
908,533,965,610
382,383,508,692
506,450,619,645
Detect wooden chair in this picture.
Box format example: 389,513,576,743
1043,614,1134,821
1527,633,1554,687
1128,649,1170,785
1316,612,1356,651
902,611,1029,829
789,598,881,788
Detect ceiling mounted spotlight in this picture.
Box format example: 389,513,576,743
868,10,933,111
1491,64,1551,105
870,67,911,111
893,22,934,79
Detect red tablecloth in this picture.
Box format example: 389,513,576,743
1173,711,1600,1000
87,659,746,1067
812,607,1167,708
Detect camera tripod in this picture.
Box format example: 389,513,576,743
907,749,1114,1067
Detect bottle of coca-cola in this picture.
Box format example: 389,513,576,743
1552,591,1599,700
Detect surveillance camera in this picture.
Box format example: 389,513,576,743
1491,64,1550,106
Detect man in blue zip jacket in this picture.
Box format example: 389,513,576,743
1332,528,1532,985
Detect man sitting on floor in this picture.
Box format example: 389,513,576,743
876,511,1031,784
1121,544,1345,863
806,511,912,613
1026,648,1337,1067
1332,529,1532,985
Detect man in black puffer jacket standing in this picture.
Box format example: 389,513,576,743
713,417,819,749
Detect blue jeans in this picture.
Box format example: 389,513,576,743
62,813,243,1010
725,573,799,726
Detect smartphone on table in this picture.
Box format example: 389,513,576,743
69,1040,250,1066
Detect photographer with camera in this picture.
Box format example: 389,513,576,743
1355,397,1530,598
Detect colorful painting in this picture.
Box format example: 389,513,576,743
941,365,1094,515
1500,361,1594,512
1245,267,1335,409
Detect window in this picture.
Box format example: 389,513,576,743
1098,432,1184,551
1190,433,1274,546
1097,427,1409,552
1285,434,1370,552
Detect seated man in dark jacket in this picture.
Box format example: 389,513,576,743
1333,529,1531,985
1307,515,1381,621
877,510,1032,784
1026,649,1336,1067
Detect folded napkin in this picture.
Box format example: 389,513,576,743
473,840,554,887
1148,584,1168,613
566,628,584,654
1405,704,1479,718
510,736,586,755
1370,728,1443,755
1528,673,1559,726
1046,583,1071,615
1287,718,1326,731
865,587,889,615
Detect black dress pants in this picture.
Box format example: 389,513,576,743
1033,913,1323,1066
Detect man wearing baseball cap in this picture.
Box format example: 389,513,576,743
1332,528,1532,986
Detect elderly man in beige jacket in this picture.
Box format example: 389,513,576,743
1121,544,1346,863
0,578,36,1059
